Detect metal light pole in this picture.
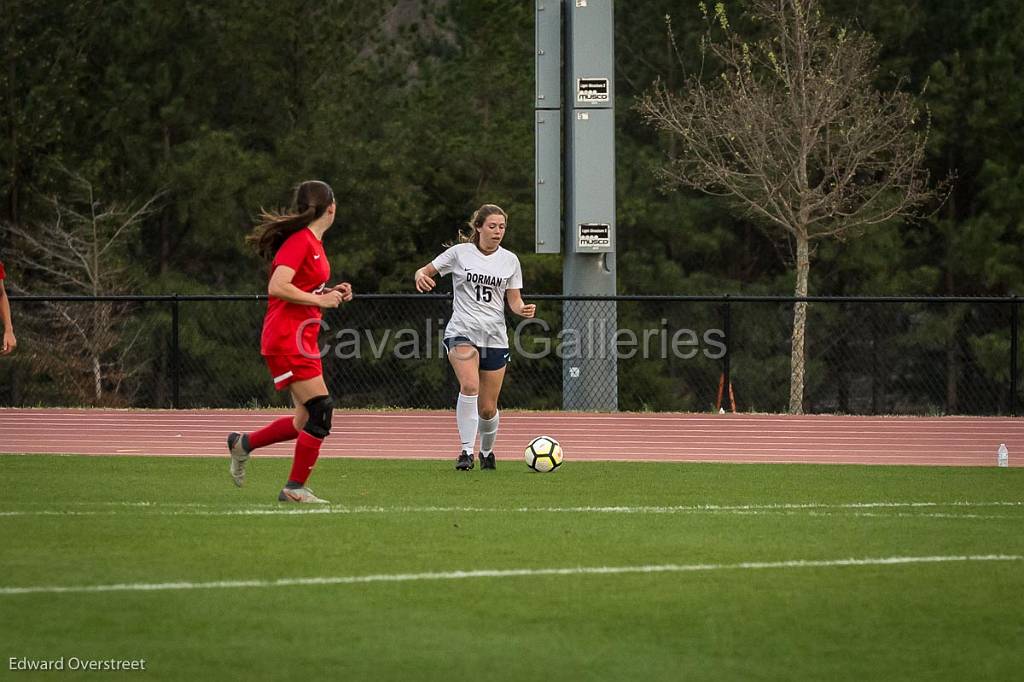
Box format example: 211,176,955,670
535,0,617,411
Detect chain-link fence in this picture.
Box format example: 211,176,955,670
1,294,1020,415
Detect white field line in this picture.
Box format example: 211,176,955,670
0,500,1021,518
0,555,1019,596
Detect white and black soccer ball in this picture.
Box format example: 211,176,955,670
524,436,563,473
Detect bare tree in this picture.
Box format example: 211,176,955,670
638,0,941,413
3,169,161,405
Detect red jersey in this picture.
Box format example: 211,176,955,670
0,260,6,281
260,228,330,356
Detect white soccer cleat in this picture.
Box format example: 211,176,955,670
277,486,330,504
227,432,251,487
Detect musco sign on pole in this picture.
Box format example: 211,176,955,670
578,223,611,249
577,77,610,104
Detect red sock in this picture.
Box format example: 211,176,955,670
248,417,299,451
288,431,323,485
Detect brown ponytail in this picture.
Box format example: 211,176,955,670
247,180,335,261
457,204,507,246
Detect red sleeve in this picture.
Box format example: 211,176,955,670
0,260,6,281
272,232,309,273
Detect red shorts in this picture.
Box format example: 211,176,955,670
263,354,322,391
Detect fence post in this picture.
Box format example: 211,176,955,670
171,295,180,409
722,295,732,408
1011,295,1019,417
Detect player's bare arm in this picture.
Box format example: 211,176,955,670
269,265,343,308
415,263,439,293
0,280,15,355
506,289,536,318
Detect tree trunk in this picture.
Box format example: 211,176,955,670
942,155,959,415
789,234,810,414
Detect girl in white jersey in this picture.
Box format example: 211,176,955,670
414,204,536,470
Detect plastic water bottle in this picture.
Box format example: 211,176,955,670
997,443,1009,468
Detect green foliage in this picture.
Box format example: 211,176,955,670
1,1,1021,412
3,0,1019,297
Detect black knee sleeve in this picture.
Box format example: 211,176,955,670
303,395,334,439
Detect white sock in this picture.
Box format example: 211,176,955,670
456,393,479,453
479,411,499,455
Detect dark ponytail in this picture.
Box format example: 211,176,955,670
247,180,335,261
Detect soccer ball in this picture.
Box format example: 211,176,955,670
524,436,563,473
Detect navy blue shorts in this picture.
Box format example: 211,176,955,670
443,336,510,372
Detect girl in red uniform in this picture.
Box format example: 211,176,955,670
227,180,352,503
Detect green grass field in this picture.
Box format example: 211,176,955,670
1,454,1022,680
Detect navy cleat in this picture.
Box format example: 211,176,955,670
455,451,474,471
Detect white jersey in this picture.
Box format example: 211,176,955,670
432,243,523,348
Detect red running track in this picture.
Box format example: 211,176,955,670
0,408,1021,466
